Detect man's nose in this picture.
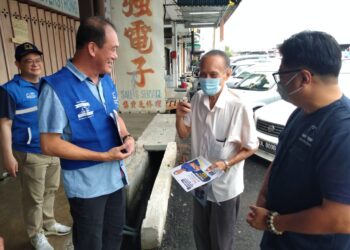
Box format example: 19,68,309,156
113,52,118,60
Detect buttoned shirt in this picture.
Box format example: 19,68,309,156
184,85,258,202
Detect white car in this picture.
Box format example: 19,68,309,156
226,68,253,88
230,54,271,69
229,61,282,111
227,58,280,88
254,61,350,161
254,100,295,161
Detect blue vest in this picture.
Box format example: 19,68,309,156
3,75,41,153
43,67,123,170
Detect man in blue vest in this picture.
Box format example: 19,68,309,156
0,42,71,250
38,16,135,250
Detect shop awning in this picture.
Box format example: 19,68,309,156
164,0,242,28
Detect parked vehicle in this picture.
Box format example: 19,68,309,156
254,61,350,161
227,59,277,87
228,61,281,111
254,99,294,161
230,54,271,70
226,68,252,88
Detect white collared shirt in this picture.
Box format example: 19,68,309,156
184,85,258,202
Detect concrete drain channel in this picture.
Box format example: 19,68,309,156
122,151,164,249
121,114,177,249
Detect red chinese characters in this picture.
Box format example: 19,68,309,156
123,0,154,91
122,0,152,17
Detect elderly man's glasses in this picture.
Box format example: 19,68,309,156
272,69,301,84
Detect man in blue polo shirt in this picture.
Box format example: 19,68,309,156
0,42,71,250
38,17,135,250
247,31,350,249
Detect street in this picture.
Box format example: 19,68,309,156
160,135,270,250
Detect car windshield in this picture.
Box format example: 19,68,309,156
234,70,252,79
232,73,275,91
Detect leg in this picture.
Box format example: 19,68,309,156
209,196,240,250
42,156,60,229
68,194,108,250
102,188,125,250
193,197,211,250
15,151,47,238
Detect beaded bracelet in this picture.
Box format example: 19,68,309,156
266,211,283,235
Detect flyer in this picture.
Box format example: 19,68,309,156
170,156,223,192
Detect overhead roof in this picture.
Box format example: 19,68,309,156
177,0,236,6
164,0,242,28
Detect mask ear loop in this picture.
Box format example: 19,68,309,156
284,72,300,87
288,85,303,96
287,73,303,96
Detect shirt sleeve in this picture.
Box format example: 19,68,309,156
38,82,68,134
0,86,16,119
227,104,259,150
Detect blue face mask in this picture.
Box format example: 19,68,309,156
199,78,221,96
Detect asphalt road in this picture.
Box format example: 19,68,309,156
161,135,270,250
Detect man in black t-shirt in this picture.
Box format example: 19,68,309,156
247,31,350,250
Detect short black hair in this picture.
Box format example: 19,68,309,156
279,31,342,77
76,16,117,50
200,50,230,69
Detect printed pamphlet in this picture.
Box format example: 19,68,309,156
170,156,223,192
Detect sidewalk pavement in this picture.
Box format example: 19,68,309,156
121,113,157,140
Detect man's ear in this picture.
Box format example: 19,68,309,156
224,67,232,80
15,60,21,74
87,42,97,57
300,69,313,84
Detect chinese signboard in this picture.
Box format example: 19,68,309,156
112,0,166,113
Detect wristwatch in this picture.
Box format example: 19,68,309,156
122,134,132,142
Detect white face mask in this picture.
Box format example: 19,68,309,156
277,72,302,101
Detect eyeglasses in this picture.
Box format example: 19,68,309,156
22,58,42,65
272,69,301,84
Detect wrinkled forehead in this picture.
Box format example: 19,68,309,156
200,55,227,72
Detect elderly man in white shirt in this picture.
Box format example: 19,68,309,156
176,50,259,250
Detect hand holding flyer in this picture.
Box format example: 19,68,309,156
170,156,224,192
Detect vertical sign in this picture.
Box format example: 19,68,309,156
111,0,166,113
